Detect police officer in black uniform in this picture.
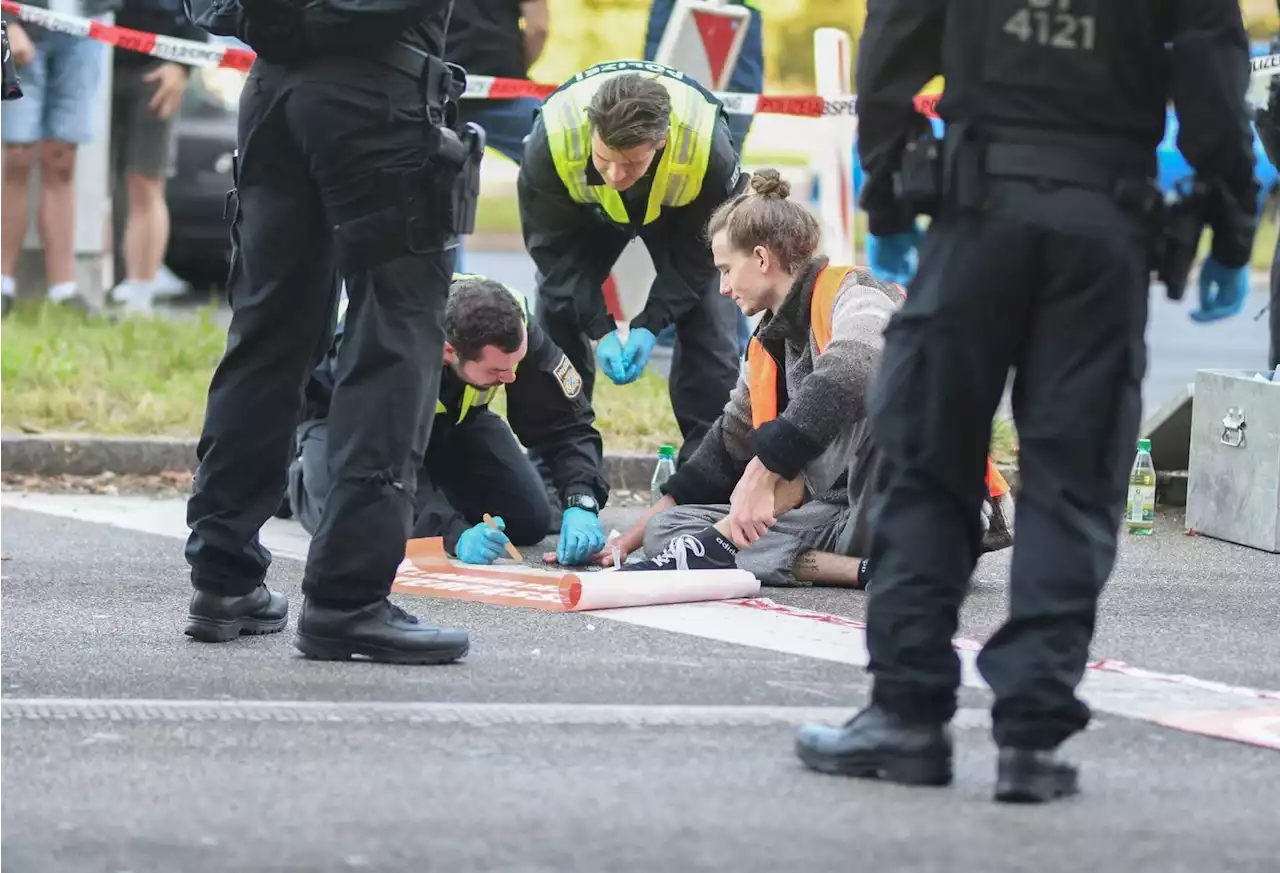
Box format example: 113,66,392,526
795,0,1259,802
518,63,745,469
181,0,485,665
286,274,611,566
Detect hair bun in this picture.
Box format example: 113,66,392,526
748,168,790,200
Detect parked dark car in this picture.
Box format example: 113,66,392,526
163,44,244,291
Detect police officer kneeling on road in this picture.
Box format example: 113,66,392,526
518,60,746,469
795,0,1259,803
181,0,485,664
288,275,611,568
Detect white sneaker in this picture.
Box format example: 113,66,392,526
110,280,156,314
151,265,191,299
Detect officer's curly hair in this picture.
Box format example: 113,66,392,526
445,277,526,363
586,74,671,150
706,169,820,274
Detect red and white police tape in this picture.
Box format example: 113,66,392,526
0,1,888,116
3,1,1277,121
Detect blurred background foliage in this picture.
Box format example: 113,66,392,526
529,0,869,90
530,1,1278,92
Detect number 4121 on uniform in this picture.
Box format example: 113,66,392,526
1003,0,1097,52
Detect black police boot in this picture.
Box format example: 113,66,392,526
994,748,1079,804
294,598,470,665
795,704,953,786
185,584,289,642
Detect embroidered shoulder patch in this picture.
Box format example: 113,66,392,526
553,354,583,399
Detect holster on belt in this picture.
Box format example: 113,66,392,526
377,42,485,244
972,131,1207,302
380,43,466,126
2,22,24,102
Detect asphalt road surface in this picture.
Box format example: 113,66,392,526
2,493,1278,872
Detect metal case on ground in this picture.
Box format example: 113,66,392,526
1185,369,1280,554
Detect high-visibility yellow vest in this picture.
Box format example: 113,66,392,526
335,275,528,425
434,273,530,422
541,61,721,226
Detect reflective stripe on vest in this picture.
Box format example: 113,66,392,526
744,264,1009,499
542,64,719,226
746,265,852,430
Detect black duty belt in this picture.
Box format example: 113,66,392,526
983,142,1148,193
380,42,456,109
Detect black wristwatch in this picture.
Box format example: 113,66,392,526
564,493,599,514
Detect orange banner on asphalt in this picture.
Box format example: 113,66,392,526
392,537,580,611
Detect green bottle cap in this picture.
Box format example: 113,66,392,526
1138,439,1152,452
658,444,676,458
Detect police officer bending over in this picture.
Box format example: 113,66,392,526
181,0,485,664
518,60,746,468
288,275,611,567
796,0,1258,803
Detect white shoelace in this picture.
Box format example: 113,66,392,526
649,535,706,572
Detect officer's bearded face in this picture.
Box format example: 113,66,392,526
712,229,781,317
591,131,664,192
444,338,528,389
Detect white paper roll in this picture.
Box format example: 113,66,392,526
560,568,760,611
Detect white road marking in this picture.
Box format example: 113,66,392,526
4,492,1278,750
0,697,994,729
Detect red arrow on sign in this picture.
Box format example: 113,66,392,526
691,9,739,86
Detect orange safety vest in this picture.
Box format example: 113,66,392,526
745,265,1010,500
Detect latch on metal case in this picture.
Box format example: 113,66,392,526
1220,406,1247,448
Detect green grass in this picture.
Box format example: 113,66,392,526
1,303,228,436
0,301,681,449
991,417,1018,466
473,193,524,236
1,301,1020,468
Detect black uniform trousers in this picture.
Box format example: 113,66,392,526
535,237,741,468
288,410,551,547
185,56,454,606
865,180,1149,750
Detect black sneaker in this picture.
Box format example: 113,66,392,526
621,527,739,572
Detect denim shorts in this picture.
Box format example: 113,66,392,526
1,27,106,145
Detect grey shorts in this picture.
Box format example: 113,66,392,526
642,498,869,587
110,62,178,179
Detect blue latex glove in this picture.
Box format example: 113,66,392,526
556,507,607,565
867,225,922,285
596,330,628,384
1190,256,1249,324
455,517,511,564
617,327,657,384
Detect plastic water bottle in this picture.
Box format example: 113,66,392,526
651,444,677,504
1125,438,1156,535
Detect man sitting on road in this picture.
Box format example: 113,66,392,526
287,275,611,567
599,170,1014,586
